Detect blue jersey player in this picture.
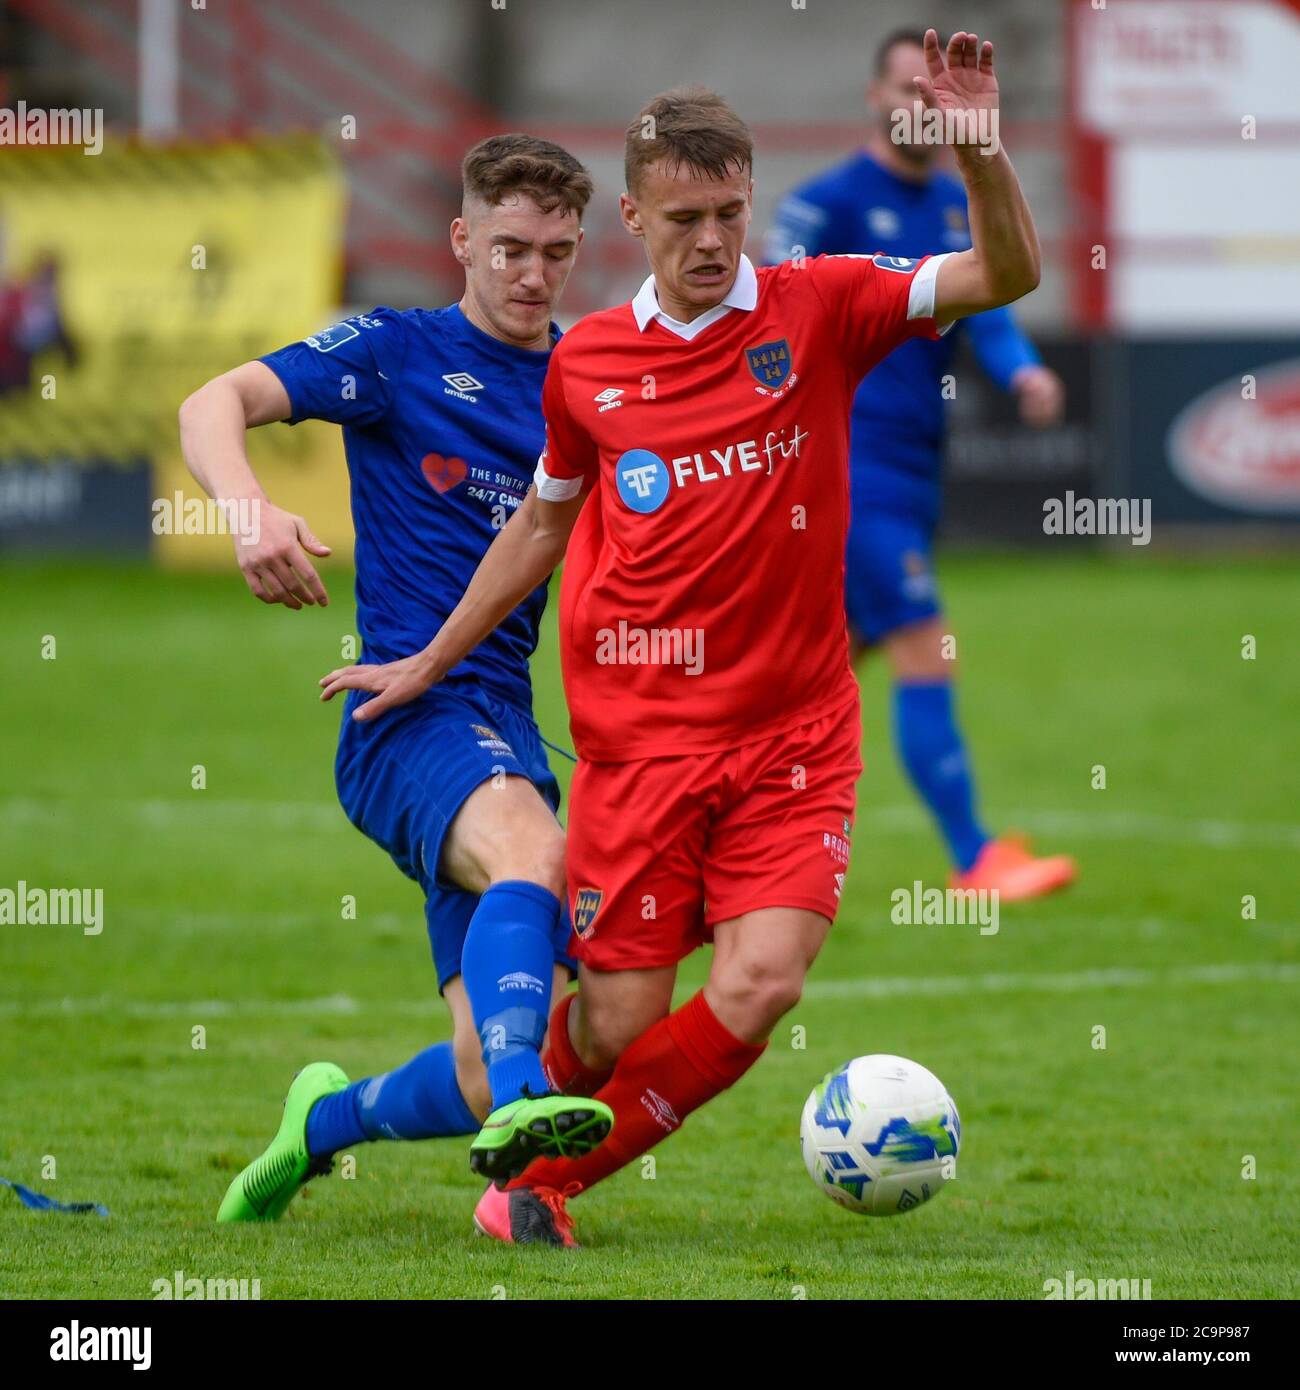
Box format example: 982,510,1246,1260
765,29,1076,902
180,136,613,1223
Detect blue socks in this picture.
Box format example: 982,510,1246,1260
893,681,989,873
305,1042,477,1158
304,879,559,1156
460,879,558,1111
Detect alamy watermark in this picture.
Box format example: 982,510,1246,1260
0,103,103,156
152,1269,261,1300
1,881,102,935
50,1323,150,1369
1043,492,1151,546
891,104,1000,156
1043,1269,1152,1300
891,880,999,936
595,620,704,676
151,494,262,545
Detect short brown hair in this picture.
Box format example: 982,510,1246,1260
874,28,935,76
624,86,753,194
461,134,593,217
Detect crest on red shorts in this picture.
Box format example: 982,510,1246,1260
573,887,603,938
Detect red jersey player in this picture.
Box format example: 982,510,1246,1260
321,30,1043,1246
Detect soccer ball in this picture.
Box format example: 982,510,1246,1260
800,1054,960,1216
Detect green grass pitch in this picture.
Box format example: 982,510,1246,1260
1,552,1295,1299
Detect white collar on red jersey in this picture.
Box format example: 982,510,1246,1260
632,254,758,340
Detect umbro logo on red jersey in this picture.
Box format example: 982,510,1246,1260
594,387,624,413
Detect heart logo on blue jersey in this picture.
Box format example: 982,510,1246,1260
421,453,467,494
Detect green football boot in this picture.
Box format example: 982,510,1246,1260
469,1087,614,1184
216,1062,349,1223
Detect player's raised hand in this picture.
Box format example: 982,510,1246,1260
318,652,434,721
236,501,331,610
913,29,999,133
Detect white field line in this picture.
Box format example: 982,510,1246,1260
1,961,1294,1020
87,908,1300,937
802,960,1300,1000
4,797,1299,850
115,909,413,934
854,804,1300,851
0,796,344,832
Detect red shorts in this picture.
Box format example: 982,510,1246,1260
565,697,862,971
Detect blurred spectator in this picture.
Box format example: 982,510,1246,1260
0,251,77,394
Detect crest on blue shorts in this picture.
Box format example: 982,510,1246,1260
745,338,792,390
573,887,603,937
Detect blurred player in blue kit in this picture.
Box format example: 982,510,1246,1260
766,29,1076,900
178,135,613,1222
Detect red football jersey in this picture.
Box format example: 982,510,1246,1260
537,252,947,761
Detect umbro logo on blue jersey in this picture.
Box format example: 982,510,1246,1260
442,371,484,401
867,206,902,240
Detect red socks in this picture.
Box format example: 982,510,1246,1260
542,990,613,1096
514,990,766,1195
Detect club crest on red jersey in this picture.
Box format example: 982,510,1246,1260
573,887,603,938
745,338,792,391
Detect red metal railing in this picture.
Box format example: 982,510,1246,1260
10,0,1071,313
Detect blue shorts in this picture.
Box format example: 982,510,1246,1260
334,681,575,991
845,511,942,645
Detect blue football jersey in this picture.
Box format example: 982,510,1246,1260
261,305,555,707
765,150,1040,526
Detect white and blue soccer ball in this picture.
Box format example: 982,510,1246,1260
800,1054,960,1216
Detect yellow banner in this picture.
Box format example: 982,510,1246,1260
0,134,354,564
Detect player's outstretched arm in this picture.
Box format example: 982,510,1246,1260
915,30,1041,325
319,487,584,722
178,361,332,609
965,308,1066,426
